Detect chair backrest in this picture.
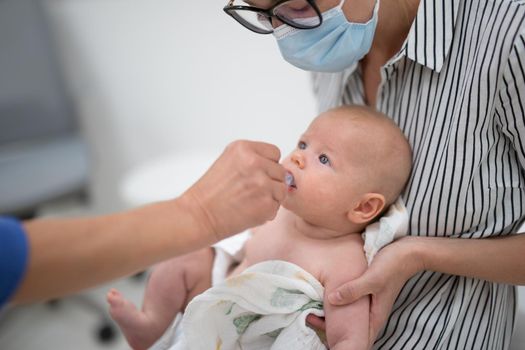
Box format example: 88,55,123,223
0,0,88,217
0,0,76,146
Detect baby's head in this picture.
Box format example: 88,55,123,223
282,105,412,234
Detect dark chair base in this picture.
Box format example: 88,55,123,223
47,296,118,344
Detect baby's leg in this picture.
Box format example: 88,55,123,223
107,247,214,350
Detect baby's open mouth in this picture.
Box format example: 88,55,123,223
285,171,297,189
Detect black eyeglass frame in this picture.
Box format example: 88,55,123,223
223,0,323,35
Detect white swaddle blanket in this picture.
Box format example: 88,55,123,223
172,260,327,350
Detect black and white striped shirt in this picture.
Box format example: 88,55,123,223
313,0,525,348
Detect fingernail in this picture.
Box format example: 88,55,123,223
328,291,342,304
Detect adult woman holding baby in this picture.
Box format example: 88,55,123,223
223,0,525,348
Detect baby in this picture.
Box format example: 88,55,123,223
107,105,412,349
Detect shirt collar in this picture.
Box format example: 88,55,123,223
395,0,461,72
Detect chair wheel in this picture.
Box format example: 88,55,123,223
132,270,147,281
46,299,61,309
97,323,117,343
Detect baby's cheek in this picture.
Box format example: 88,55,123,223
315,185,336,200
314,188,348,213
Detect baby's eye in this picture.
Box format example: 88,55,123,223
298,141,307,150
319,154,331,166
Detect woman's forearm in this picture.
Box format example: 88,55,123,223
10,140,287,304
410,233,525,285
13,195,213,304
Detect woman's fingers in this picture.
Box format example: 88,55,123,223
183,140,287,241
250,140,282,162
328,275,372,306
272,179,288,203
264,157,288,183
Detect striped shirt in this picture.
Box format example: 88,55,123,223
313,0,525,348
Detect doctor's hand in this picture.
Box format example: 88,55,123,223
309,237,425,347
182,140,287,241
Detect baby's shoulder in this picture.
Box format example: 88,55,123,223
316,234,367,286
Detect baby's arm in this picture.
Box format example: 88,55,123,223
322,238,369,350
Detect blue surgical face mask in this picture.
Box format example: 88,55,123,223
273,0,380,72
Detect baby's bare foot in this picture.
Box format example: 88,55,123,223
107,288,159,350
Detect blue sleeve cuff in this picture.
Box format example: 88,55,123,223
0,217,29,307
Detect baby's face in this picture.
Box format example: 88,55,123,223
281,112,371,230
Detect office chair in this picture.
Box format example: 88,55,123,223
0,0,116,343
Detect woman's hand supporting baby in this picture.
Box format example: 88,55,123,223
325,232,525,346
308,237,424,347
330,238,423,346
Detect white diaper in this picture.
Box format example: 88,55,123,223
211,230,252,285
362,197,408,265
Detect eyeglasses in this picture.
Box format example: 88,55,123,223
223,0,323,35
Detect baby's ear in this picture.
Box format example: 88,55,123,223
347,193,386,224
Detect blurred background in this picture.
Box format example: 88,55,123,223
40,0,317,213
0,0,523,349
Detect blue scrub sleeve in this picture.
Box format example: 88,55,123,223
0,217,29,307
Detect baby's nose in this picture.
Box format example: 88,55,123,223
291,153,305,169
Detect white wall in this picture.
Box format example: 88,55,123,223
44,0,317,211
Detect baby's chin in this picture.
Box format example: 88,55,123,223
281,196,307,218
283,193,324,221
